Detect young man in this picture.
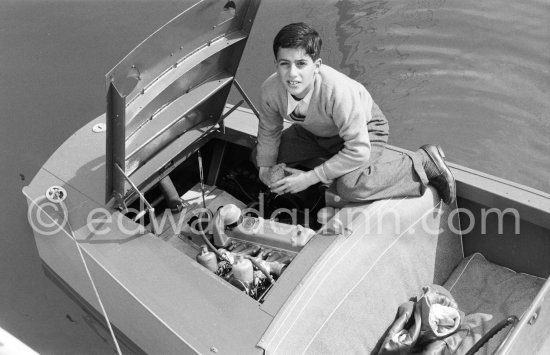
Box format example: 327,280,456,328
256,22,455,204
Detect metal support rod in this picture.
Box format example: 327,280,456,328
220,99,245,121
233,79,260,119
197,150,207,210
115,164,159,235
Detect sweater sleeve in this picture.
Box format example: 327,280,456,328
256,82,284,167
313,82,373,182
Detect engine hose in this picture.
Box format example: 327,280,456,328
199,230,227,261
245,256,275,284
192,209,229,262
309,194,324,211
246,201,260,210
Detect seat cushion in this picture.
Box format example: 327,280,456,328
443,253,545,353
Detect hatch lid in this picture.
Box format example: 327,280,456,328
105,0,260,206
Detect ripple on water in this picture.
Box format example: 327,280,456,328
333,0,550,192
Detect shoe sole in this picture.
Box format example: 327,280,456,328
420,144,456,204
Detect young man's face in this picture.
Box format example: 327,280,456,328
275,47,321,99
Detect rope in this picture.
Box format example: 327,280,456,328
64,217,122,355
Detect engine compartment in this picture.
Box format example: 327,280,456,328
124,138,327,301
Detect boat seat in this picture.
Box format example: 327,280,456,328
259,186,464,354
441,253,545,354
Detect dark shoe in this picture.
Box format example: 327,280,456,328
419,144,456,204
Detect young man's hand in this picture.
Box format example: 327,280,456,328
270,167,320,194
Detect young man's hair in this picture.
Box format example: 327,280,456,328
273,22,322,60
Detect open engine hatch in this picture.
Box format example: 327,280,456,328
105,0,260,208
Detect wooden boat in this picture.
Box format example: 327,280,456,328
22,0,550,353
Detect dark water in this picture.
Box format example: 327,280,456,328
0,1,197,353
1,0,548,353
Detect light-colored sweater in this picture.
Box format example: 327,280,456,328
257,64,378,183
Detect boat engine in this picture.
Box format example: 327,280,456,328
181,203,316,301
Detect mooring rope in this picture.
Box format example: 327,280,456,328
64,216,123,355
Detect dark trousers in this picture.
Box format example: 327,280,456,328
276,124,429,203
